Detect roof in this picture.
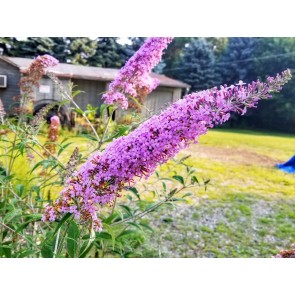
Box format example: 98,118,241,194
1,56,190,89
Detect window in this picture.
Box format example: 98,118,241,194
0,75,7,88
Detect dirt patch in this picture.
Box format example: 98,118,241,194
182,144,279,167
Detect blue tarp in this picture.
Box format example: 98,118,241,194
276,155,295,174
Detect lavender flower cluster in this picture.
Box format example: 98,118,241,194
36,54,59,68
102,37,173,109
42,69,291,231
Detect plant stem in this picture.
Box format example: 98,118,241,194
47,72,101,145
97,107,117,150
113,186,188,225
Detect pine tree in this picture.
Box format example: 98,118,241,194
175,38,217,92
0,37,19,56
15,37,55,58
89,37,127,68
161,37,190,77
217,37,258,85
51,37,71,63
124,37,146,59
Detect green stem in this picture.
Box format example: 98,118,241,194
113,186,188,226
97,107,117,151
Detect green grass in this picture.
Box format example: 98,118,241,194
140,129,295,257
2,127,295,257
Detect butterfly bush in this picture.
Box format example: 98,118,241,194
42,69,292,231
44,115,60,156
102,37,173,109
17,55,59,115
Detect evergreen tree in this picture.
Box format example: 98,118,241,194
124,37,146,59
175,38,216,92
217,37,258,85
0,37,19,56
67,37,97,65
89,37,127,68
14,37,55,58
51,37,71,63
161,37,190,78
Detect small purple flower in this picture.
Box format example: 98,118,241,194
102,37,173,109
36,55,59,68
42,69,291,231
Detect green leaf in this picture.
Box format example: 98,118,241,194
191,176,199,185
52,213,72,237
127,222,142,230
128,187,140,200
72,90,84,99
168,188,178,198
57,142,73,157
16,250,35,258
162,182,167,192
15,184,24,197
179,155,191,162
67,220,80,258
104,126,130,142
57,99,70,111
172,175,185,186
96,232,112,240
3,209,22,223
73,108,84,116
182,192,193,198
104,211,122,224
79,241,94,258
116,229,139,239
204,179,210,191
99,103,107,118
41,236,55,258
139,222,154,232
119,205,133,217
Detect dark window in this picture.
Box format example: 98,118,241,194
0,75,7,87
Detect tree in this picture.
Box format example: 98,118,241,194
0,37,19,56
89,37,127,68
51,37,71,63
161,37,190,78
174,38,217,92
217,37,258,86
67,37,97,65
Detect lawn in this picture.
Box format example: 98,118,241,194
140,129,295,257
2,128,295,258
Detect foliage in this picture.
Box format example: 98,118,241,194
0,52,204,257
0,38,292,258
217,37,295,133
173,38,217,92
216,37,258,85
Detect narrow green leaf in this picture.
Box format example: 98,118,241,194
79,241,94,258
191,176,200,185
172,175,185,185
179,155,191,162
15,184,24,197
128,187,140,200
73,108,84,116
99,103,107,118
168,188,178,197
3,209,22,223
57,142,73,157
67,221,80,258
119,205,133,217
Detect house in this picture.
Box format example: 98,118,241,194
0,56,190,124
